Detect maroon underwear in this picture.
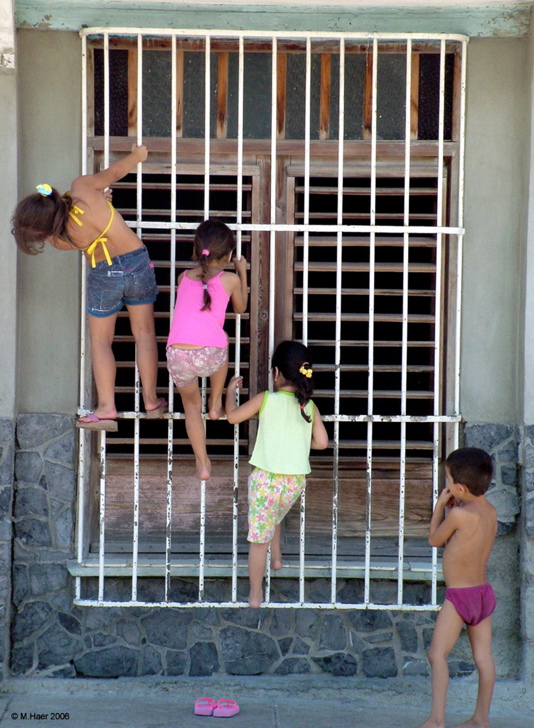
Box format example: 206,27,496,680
444,583,496,626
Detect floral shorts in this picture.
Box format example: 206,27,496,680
166,345,228,388
247,467,306,544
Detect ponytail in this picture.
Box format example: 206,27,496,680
199,249,212,311
272,340,315,423
11,187,77,254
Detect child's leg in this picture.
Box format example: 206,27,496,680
248,542,269,608
85,313,118,420
207,356,228,420
270,524,283,570
451,616,494,728
416,598,464,728
126,303,163,412
177,379,211,480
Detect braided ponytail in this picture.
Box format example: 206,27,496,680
199,250,212,311
272,340,315,423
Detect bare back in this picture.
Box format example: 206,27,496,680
442,497,497,587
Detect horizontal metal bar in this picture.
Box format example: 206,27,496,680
73,598,441,610
81,28,469,43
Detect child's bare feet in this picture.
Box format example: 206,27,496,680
248,587,263,608
451,719,489,728
196,458,212,481
208,396,224,420
415,719,445,728
270,552,283,570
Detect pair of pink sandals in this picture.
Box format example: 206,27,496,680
194,698,240,718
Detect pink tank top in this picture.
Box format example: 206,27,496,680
167,271,230,349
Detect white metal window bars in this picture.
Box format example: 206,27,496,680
75,28,467,610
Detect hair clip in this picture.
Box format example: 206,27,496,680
299,363,313,378
36,184,53,197
202,282,208,290
201,248,210,256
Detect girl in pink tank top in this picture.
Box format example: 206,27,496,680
166,220,248,480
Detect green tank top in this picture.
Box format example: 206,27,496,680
249,390,314,475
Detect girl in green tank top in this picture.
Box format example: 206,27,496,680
226,340,329,608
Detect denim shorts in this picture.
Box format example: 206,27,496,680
86,245,158,318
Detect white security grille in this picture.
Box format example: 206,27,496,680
72,28,467,609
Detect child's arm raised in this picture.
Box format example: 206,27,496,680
225,375,264,424
311,404,329,450
229,256,248,314
73,144,148,192
428,487,464,547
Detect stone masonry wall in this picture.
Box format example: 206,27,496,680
8,416,522,679
0,418,15,683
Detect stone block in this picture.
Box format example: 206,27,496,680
189,641,220,676
348,610,392,633
193,607,220,626
501,465,518,486
166,578,198,603
14,486,48,519
275,657,311,675
10,643,35,675
29,563,69,596
221,608,263,628
397,620,419,653
12,601,54,642
448,659,476,677
93,633,117,648
319,613,347,650
15,452,43,483
74,646,138,677
403,582,432,606
369,580,397,605
279,637,292,656
36,623,82,669
43,462,76,503
44,432,76,467
486,487,520,521
464,424,515,454
53,507,74,549
12,564,29,607
522,585,534,640
15,518,52,548
116,620,141,645
140,645,163,675
313,652,358,676
166,649,186,675
293,637,310,655
403,658,430,676
366,632,393,644
141,609,192,650
269,609,292,637
526,497,534,537
295,609,320,639
337,580,365,604
0,486,12,519
0,419,14,443
362,647,398,677
58,612,81,636
220,626,279,674
17,415,72,450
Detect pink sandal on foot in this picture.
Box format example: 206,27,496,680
145,398,168,419
194,697,217,716
213,699,240,718
76,413,118,432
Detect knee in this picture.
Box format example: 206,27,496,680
427,644,449,667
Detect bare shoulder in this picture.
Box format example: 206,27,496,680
220,270,240,293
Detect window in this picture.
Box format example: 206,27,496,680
72,30,466,609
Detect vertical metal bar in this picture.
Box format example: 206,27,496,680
97,432,107,603
231,35,245,602
431,39,447,606
76,33,89,602
302,36,311,346
164,33,178,602
265,36,278,604
364,38,378,606
397,40,412,606
197,33,212,602
331,37,345,605
103,33,110,170
454,40,468,448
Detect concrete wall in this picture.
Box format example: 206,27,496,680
16,30,81,414
462,38,527,424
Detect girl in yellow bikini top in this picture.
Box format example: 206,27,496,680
67,198,115,268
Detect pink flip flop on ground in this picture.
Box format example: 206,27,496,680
194,697,217,716
213,699,240,718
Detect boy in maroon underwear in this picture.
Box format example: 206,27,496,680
416,447,497,728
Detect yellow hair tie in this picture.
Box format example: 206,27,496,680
299,363,313,378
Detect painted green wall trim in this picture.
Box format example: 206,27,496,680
14,2,533,38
